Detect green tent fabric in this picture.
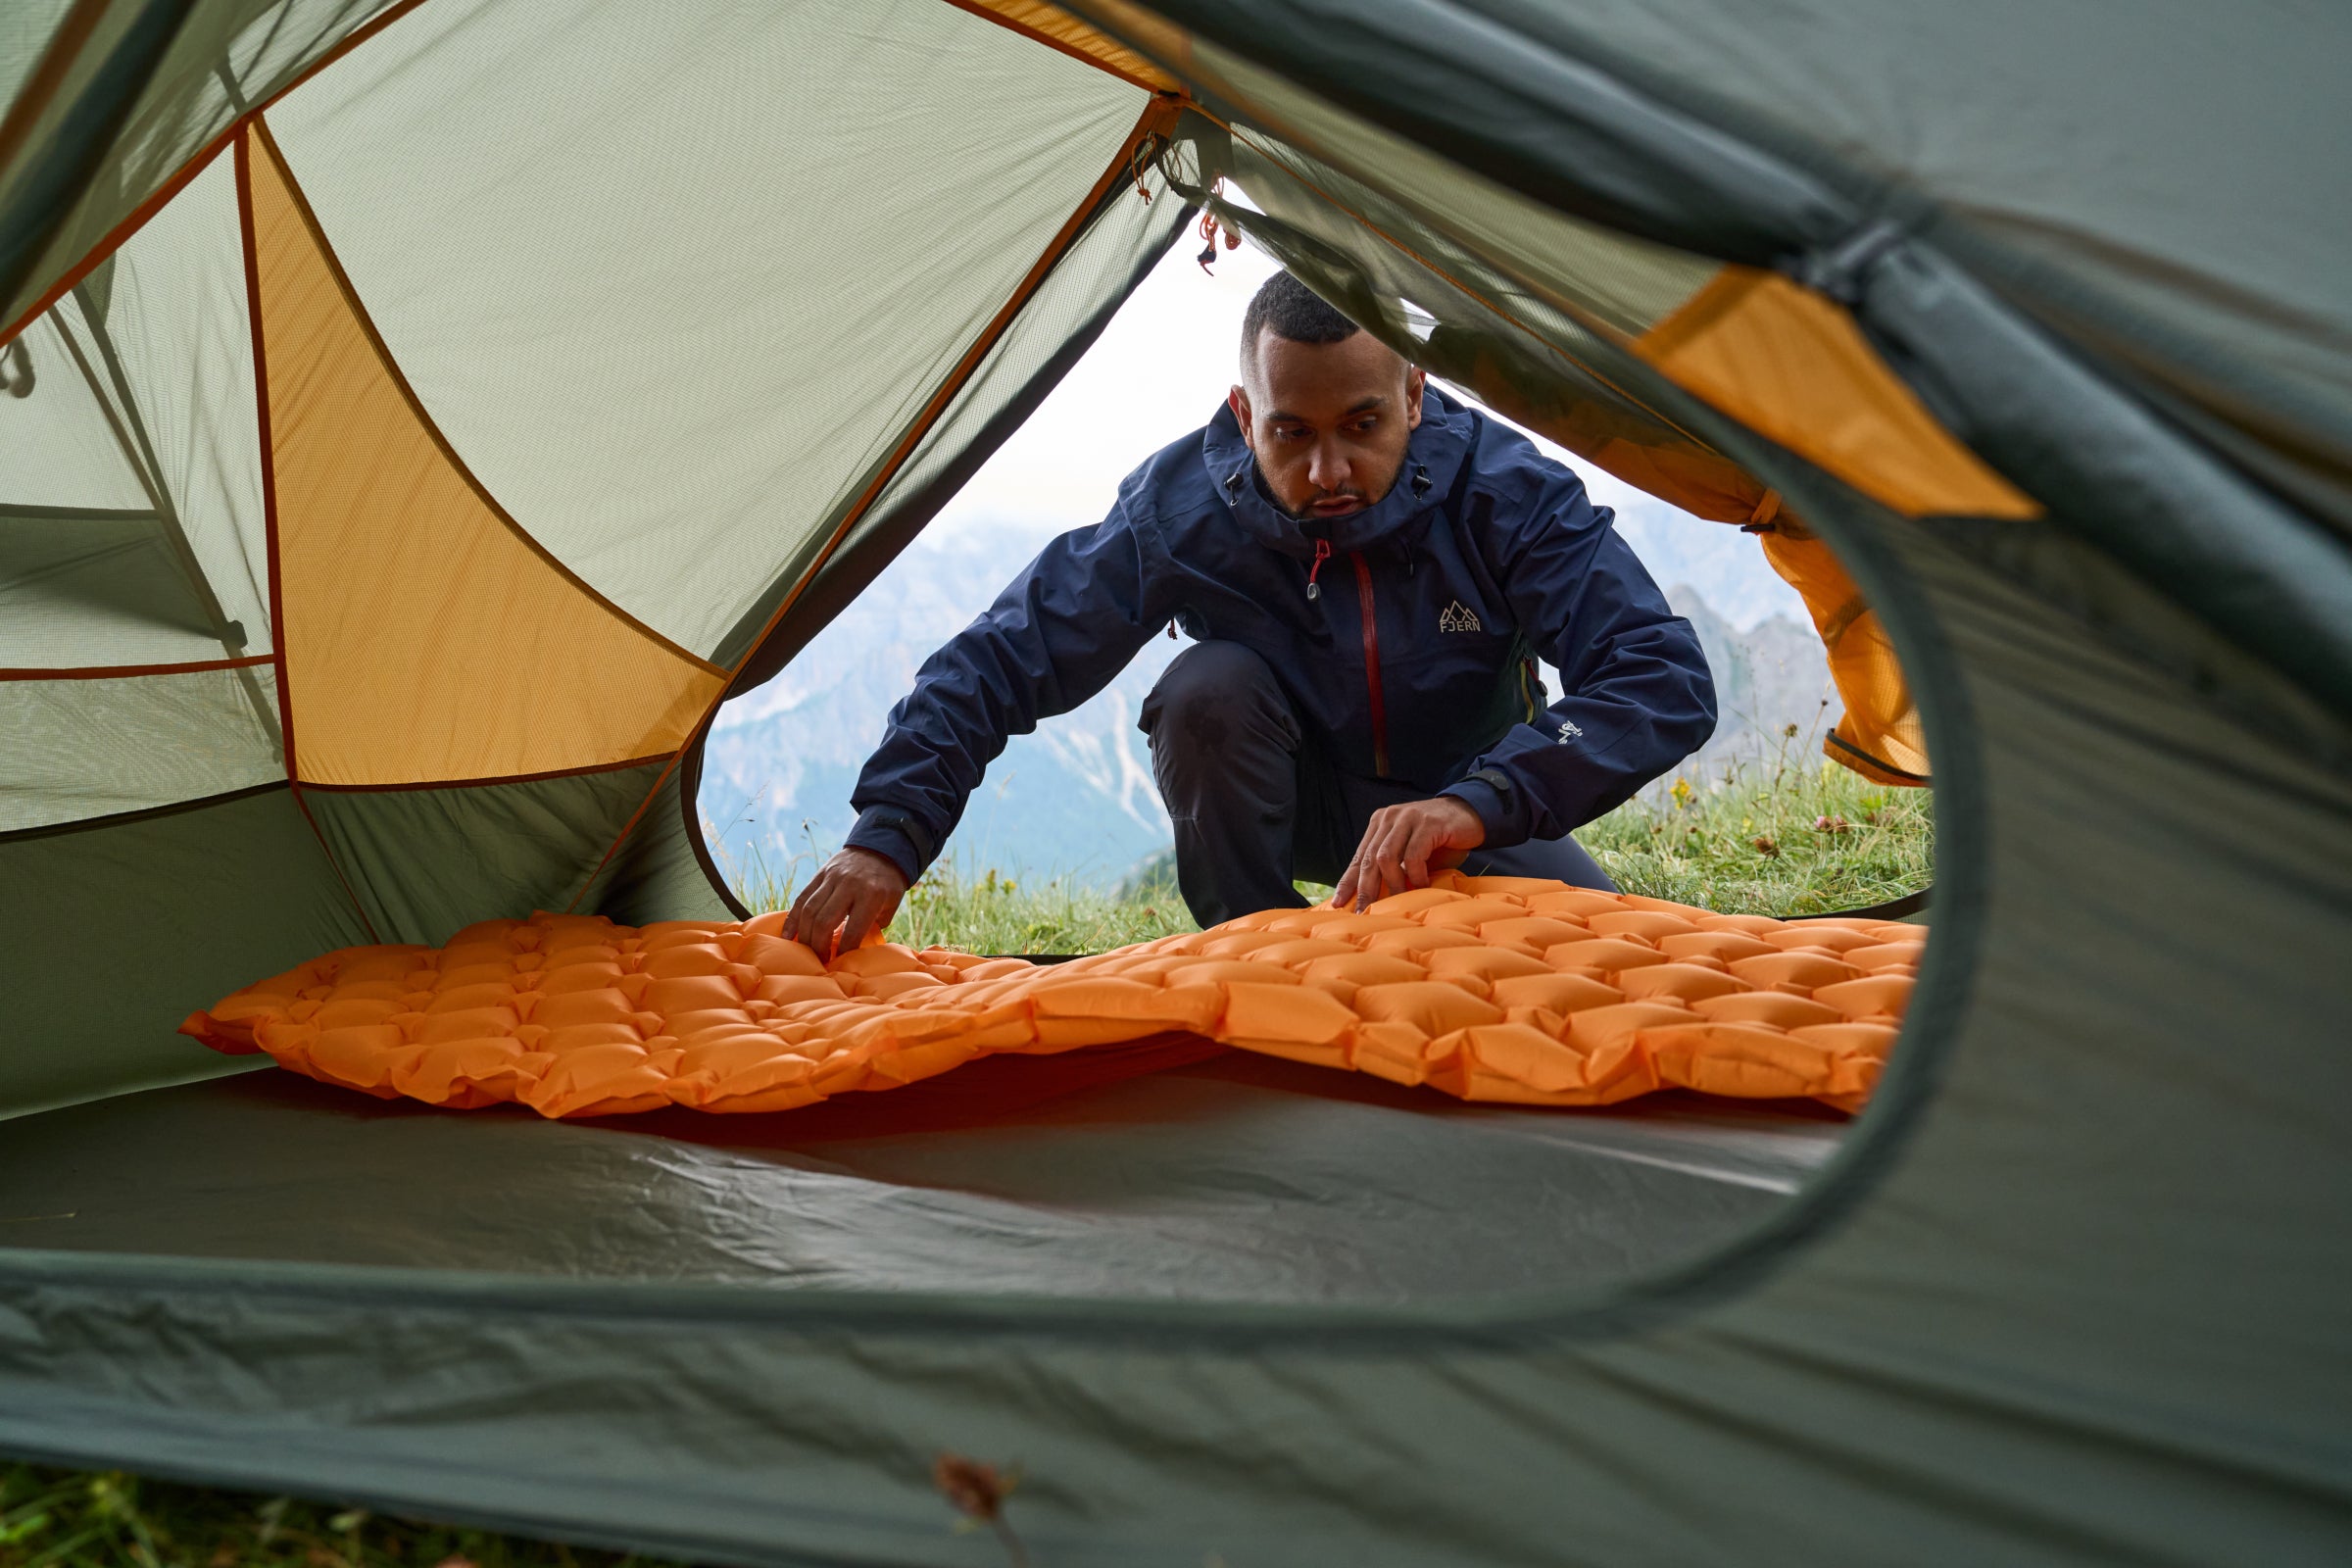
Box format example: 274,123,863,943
4,2,2350,1564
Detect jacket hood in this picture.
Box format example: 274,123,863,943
1200,386,1476,560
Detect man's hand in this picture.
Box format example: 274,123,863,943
782,847,909,959
1332,796,1487,911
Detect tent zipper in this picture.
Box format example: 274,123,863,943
1350,551,1390,776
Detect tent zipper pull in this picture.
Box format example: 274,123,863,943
1306,538,1331,601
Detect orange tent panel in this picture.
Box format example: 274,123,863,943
243,124,723,789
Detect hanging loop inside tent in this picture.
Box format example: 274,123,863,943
1196,177,1241,272
1123,97,1190,208
1127,129,1164,204
0,335,29,396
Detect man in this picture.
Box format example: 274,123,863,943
786,272,1715,953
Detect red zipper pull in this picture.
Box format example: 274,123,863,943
1306,538,1331,601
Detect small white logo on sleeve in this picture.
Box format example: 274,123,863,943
1438,601,1481,632
1557,718,1583,744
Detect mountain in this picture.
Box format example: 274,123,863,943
699,514,1833,892
1658,587,1835,784
699,521,1182,893
1607,497,1808,632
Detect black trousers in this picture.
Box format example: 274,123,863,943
1139,640,1617,927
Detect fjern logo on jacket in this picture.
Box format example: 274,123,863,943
1439,601,1482,632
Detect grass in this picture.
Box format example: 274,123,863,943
729,856,1200,956
8,756,1928,1565
1581,754,1933,917
0,1469,677,1568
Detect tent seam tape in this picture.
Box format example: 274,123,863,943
936,0,1178,95
564,96,1183,913
296,752,675,794
0,0,436,353
0,778,290,847
0,503,159,519
247,119,723,679
0,654,276,681
236,124,379,946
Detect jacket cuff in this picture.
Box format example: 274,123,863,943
843,808,933,885
1443,768,1531,851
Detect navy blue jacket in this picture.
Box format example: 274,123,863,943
846,389,1716,880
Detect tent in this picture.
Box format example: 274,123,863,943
4,0,2348,1562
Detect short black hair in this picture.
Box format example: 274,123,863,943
1240,270,1360,375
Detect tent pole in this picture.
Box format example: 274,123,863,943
52,288,282,757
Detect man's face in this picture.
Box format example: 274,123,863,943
1229,329,1425,522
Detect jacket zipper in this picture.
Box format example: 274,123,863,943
1350,552,1390,776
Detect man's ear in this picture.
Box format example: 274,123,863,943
1403,366,1426,430
1227,383,1253,442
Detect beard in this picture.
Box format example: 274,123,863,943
1254,456,1375,522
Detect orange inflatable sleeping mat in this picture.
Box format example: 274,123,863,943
181,874,1922,1119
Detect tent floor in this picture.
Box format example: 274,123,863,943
0,1042,1845,1302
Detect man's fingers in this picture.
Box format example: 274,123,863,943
1405,818,1450,887
1400,830,1433,890
1380,824,1413,894
1381,820,1419,897
781,879,824,944
1359,829,1404,908
773,853,914,959
798,887,843,958
1333,799,1487,913
1360,812,1413,907
825,891,861,961
1373,814,1441,905
1347,821,1380,910
790,894,833,946
842,888,888,953
816,878,863,958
